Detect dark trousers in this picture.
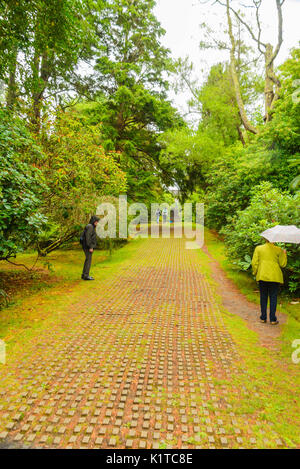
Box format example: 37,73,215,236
259,281,279,322
82,248,93,278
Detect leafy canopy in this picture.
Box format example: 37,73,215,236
0,107,47,260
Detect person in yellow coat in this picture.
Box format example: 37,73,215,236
251,239,287,325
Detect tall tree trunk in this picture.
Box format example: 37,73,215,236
226,0,259,135
6,49,18,110
220,0,284,128
31,51,50,132
237,125,246,146
31,50,41,131
264,44,275,122
264,43,281,122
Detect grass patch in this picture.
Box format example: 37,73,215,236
0,238,145,345
221,307,300,447
204,227,300,358
198,229,300,447
204,228,300,320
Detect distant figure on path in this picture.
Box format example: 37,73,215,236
81,216,99,281
162,207,168,223
170,209,174,224
155,208,161,224
251,239,287,325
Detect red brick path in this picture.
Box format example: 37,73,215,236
0,238,284,448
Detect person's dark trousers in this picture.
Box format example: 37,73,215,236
82,248,93,278
259,281,279,322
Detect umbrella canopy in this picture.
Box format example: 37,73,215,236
260,225,300,244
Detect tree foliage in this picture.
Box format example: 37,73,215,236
163,47,299,293
0,107,47,260
0,0,179,258
221,182,300,293
1,0,96,126
37,109,127,254
77,85,183,205
93,0,170,94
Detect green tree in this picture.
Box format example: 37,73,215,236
159,127,221,202
86,0,182,202
0,0,34,106
195,64,243,145
205,138,298,230
77,85,183,204
205,0,285,130
0,107,47,260
1,0,97,129
37,108,127,254
260,47,300,190
93,0,170,94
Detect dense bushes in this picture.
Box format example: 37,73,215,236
205,141,298,230
0,107,128,258
0,109,47,260
221,182,300,293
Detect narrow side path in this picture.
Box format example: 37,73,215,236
0,238,298,448
201,244,286,350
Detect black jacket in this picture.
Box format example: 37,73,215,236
83,216,99,249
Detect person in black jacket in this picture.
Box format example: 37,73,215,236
82,216,99,280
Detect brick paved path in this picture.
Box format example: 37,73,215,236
0,238,285,448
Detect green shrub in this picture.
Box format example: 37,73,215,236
221,182,300,293
0,108,47,260
205,141,298,230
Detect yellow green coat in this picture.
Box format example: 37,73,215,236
251,243,287,284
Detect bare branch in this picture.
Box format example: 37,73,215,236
269,71,281,89
253,0,265,54
5,256,39,271
226,0,258,134
214,0,266,51
271,0,284,64
239,53,263,70
233,5,266,51
181,74,200,100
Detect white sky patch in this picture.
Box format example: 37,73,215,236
154,0,300,116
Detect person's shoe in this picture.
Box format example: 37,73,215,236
270,320,279,325
260,319,267,323
84,276,94,281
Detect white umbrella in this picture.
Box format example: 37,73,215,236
260,225,300,244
